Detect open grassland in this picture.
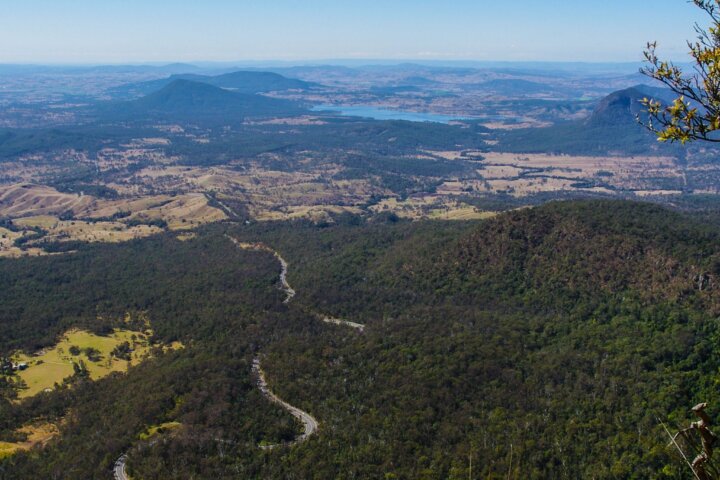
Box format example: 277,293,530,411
0,422,59,459
0,184,93,218
130,166,379,220
12,328,181,399
427,204,497,220
131,193,226,229
138,421,182,441
0,146,705,258
51,220,162,242
0,184,227,256
371,196,495,220
253,205,363,222
13,215,59,229
473,152,684,196
87,192,227,229
0,185,227,229
413,151,690,198
0,227,45,258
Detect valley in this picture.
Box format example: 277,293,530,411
2,62,720,479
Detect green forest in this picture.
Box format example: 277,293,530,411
0,200,719,478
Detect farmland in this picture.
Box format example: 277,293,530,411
12,328,181,398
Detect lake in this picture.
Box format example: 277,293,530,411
311,105,472,124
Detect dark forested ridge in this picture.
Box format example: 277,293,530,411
95,79,306,124
497,86,685,156
108,70,316,99
2,201,720,478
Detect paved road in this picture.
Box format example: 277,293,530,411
225,237,366,328
275,253,296,304
253,358,318,448
225,236,296,303
111,236,361,476
113,454,128,480
321,316,365,332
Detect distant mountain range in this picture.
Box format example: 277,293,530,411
110,70,318,99
97,79,306,123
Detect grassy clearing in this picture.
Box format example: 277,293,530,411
138,421,182,441
0,422,59,459
0,184,92,218
13,215,59,229
12,328,181,399
0,183,227,255
427,205,497,220
372,196,494,221
253,205,362,222
51,220,162,243
0,227,41,258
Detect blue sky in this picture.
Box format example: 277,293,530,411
0,0,708,64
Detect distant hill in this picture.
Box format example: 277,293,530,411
99,79,306,123
209,71,313,92
110,70,318,98
587,85,675,127
497,85,683,155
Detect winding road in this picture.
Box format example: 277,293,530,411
225,235,367,448
253,358,319,448
320,316,365,332
111,235,362,476
225,237,296,303
275,252,296,304
113,455,128,480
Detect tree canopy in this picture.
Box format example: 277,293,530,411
641,0,720,143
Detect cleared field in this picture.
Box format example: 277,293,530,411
427,205,497,220
254,205,363,222
85,196,177,218
0,227,39,258
0,184,94,218
477,165,526,179
1,146,696,251
422,151,688,198
51,220,162,242
482,152,677,170
138,421,182,441
480,152,682,190
126,193,227,230
0,183,227,255
372,196,494,220
0,422,59,459
82,193,227,229
12,328,179,399
13,215,59,229
129,166,378,221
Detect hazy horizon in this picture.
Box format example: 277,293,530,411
0,59,651,68
0,0,708,64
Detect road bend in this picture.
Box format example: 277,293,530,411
253,358,318,448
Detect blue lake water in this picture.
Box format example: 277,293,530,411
311,105,472,124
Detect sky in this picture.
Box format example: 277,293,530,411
0,0,710,64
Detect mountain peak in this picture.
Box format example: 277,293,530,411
587,85,673,127
102,79,305,123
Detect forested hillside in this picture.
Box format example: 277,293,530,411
226,201,720,478
2,201,720,478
